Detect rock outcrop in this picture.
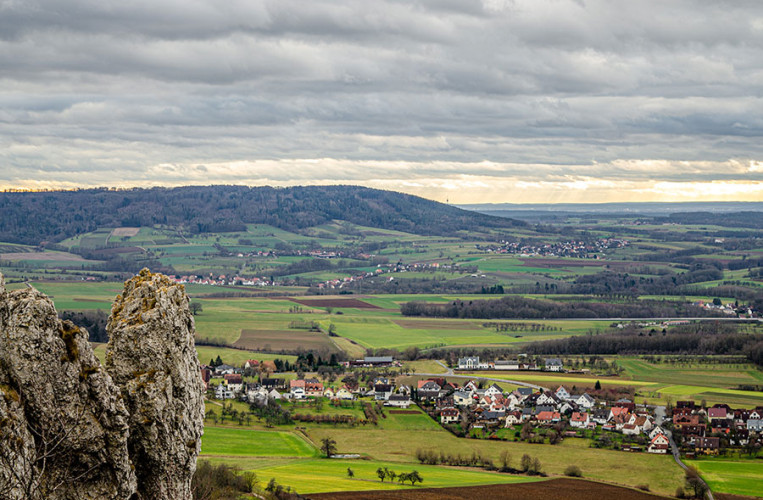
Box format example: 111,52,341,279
106,269,205,500
0,270,204,500
0,276,136,499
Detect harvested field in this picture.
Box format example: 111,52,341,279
110,227,140,237
388,410,419,415
308,478,665,500
290,298,382,309
234,329,339,353
0,251,88,261
393,319,481,330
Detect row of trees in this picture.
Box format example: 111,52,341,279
401,296,722,320
522,323,763,367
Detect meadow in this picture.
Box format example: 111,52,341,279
685,458,763,498
199,405,686,496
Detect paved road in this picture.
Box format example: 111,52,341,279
435,360,453,375
663,426,714,500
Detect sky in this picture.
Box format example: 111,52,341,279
1,0,762,203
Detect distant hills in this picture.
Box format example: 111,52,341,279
0,185,526,245
462,202,763,229
460,201,763,214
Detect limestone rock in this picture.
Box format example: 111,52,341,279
106,269,205,500
0,274,136,499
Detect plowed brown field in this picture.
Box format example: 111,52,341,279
290,298,382,309
308,478,667,500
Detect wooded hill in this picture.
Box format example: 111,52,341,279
0,185,525,245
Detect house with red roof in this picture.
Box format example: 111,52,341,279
570,412,589,428
647,433,670,454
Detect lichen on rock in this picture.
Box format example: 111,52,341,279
106,268,205,500
0,273,136,499
0,269,204,500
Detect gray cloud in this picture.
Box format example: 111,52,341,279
0,0,761,201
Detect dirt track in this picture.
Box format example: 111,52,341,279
308,478,667,500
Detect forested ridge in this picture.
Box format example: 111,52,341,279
0,185,525,244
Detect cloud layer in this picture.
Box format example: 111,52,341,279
1,0,762,202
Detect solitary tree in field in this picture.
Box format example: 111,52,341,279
321,437,337,458
190,301,203,315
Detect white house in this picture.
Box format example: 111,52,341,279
494,360,520,370
544,358,564,372
458,356,480,370
536,391,561,407
555,386,571,400
215,384,235,400
336,387,354,400
484,384,503,398
649,425,666,440
385,394,412,408
440,408,460,424
575,393,596,409
453,390,475,407
570,412,590,428
648,433,670,454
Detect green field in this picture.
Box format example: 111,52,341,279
686,458,763,498
240,458,545,494
201,427,318,458
199,404,685,496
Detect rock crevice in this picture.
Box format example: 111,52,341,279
0,270,204,500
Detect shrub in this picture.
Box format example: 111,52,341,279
636,484,650,492
564,465,582,477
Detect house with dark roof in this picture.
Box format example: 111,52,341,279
544,358,563,372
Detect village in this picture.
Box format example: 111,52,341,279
475,238,629,259
201,356,763,461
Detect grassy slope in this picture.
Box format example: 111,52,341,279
686,459,763,498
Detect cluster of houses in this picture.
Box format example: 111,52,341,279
419,378,677,453
171,274,276,287
693,300,757,318
313,262,449,291
457,356,563,372
671,401,763,456
203,360,413,408
475,238,628,259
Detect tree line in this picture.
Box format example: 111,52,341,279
521,323,763,367
400,296,723,319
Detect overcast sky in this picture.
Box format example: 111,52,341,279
1,0,762,203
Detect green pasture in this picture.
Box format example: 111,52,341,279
201,427,318,457
30,281,122,310
195,345,297,366
303,427,684,495
244,458,545,494
686,458,763,498
617,357,763,389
